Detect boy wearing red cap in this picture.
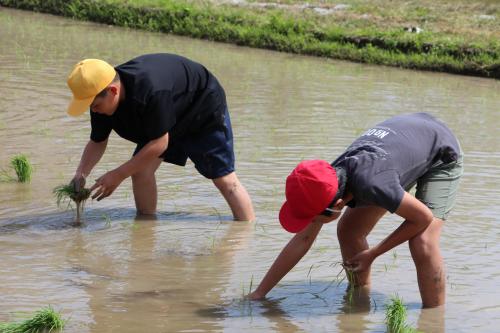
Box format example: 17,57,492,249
249,113,463,308
66,54,254,221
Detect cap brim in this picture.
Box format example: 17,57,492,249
67,96,94,117
279,201,313,233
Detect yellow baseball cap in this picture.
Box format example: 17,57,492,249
66,59,116,116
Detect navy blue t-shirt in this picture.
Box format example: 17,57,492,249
332,113,461,213
90,53,227,146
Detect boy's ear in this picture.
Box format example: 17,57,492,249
108,85,118,96
333,193,353,210
333,199,344,210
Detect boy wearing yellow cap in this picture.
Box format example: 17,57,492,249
66,54,254,221
249,113,463,308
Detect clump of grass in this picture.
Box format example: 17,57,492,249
0,306,65,333
53,184,91,224
9,155,33,183
343,264,357,286
385,295,418,333
342,264,357,305
386,295,407,333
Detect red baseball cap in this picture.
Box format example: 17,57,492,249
279,160,339,233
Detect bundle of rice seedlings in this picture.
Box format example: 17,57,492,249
0,306,65,333
385,295,410,333
342,264,357,305
2,155,33,183
53,184,91,224
11,155,33,183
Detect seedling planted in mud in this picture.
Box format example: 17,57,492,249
101,213,111,227
1,155,33,183
53,184,91,224
342,264,357,305
241,275,254,297
313,262,357,305
0,306,65,333
11,155,33,183
385,295,406,333
385,295,418,333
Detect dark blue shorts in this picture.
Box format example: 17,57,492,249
135,108,235,179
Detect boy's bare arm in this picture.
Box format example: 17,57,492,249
248,221,323,299
347,192,434,272
90,133,168,201
374,192,433,256
72,138,108,190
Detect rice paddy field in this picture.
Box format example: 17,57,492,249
0,6,499,333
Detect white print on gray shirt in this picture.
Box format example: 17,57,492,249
362,128,390,139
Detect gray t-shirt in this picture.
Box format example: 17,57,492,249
332,113,461,213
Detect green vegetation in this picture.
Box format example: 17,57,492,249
342,264,357,305
10,155,33,183
101,213,112,227
0,0,498,78
343,264,357,286
53,184,91,224
1,155,33,183
241,274,254,296
0,306,65,333
385,295,418,333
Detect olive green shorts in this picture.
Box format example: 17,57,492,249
406,153,464,220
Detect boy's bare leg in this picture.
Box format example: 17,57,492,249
213,172,255,221
132,158,162,215
337,206,387,286
409,217,445,308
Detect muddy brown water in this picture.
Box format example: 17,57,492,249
1,7,499,333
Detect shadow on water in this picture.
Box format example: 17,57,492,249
197,282,438,332
196,282,385,333
0,207,232,233
198,281,384,317
75,213,255,332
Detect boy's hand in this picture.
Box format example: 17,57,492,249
90,170,125,201
246,290,265,300
70,175,86,193
345,248,376,273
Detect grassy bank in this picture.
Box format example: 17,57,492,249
1,0,498,78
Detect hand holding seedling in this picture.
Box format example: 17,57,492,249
90,169,125,201
345,248,376,273
246,290,265,300
70,174,86,193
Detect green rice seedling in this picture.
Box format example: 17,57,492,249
10,155,33,183
101,213,111,227
241,275,254,297
249,275,254,295
342,263,357,287
385,295,419,333
342,264,357,305
316,262,357,303
0,306,65,333
307,264,314,285
53,184,91,224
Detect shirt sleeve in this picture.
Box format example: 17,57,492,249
354,169,405,213
90,111,112,142
143,90,176,141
